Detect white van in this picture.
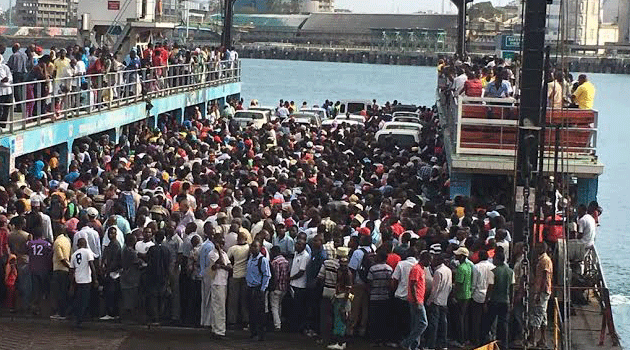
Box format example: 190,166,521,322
233,110,271,129
337,100,372,116
375,129,421,148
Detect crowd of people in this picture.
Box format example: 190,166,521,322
0,43,239,130
0,49,602,350
437,55,596,110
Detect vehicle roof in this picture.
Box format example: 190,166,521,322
375,128,420,136
248,106,275,111
382,121,423,129
392,116,422,123
290,112,318,117
391,104,418,112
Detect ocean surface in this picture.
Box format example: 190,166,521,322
240,58,630,345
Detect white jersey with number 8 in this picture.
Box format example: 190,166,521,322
71,248,95,284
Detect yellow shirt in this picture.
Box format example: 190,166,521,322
573,81,595,109
52,234,71,271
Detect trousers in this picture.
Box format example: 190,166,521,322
401,303,428,350
426,304,448,349
227,277,248,325
350,283,369,335
200,272,213,327
270,289,286,330
210,284,227,335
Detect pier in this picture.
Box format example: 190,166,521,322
236,43,630,74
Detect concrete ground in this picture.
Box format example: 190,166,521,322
0,317,388,350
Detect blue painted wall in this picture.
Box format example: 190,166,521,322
0,82,240,158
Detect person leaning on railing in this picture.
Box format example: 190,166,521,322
0,52,13,130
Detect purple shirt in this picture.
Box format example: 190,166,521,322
27,239,53,273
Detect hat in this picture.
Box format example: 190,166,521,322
357,227,371,236
454,247,469,256
336,247,350,259
86,207,99,217
348,194,359,204
351,203,364,211
430,156,438,164
429,243,442,255
487,211,501,219
30,196,42,206
352,214,365,224
217,212,227,220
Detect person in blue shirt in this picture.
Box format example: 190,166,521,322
484,71,510,98
246,240,270,341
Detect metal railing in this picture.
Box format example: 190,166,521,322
453,96,598,157
584,246,621,347
0,59,241,134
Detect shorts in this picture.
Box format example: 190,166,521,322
529,292,551,328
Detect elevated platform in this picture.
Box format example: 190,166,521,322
439,95,603,203
0,61,241,179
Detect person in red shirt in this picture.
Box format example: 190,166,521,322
463,71,483,97
384,242,401,269
401,250,431,350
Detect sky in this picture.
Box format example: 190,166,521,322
334,0,512,14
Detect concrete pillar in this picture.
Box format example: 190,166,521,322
176,108,184,124
577,177,599,205
59,140,73,172
450,172,472,199
0,146,10,184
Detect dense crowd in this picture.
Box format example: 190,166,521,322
0,49,602,350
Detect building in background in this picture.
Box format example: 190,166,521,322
547,0,601,45
15,0,68,26
235,0,333,14
617,0,629,43
67,0,79,27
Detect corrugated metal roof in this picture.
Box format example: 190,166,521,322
300,13,458,35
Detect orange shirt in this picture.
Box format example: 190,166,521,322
535,253,553,294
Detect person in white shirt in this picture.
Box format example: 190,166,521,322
0,52,13,130
391,247,418,340
70,238,96,327
209,235,232,337
470,250,495,345
30,197,53,242
577,204,597,248
73,224,102,260
289,239,310,332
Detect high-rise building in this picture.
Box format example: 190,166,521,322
15,0,69,26
67,0,79,27
546,0,601,45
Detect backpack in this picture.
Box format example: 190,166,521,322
118,192,136,226
357,248,376,283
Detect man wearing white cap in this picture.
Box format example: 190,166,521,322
30,196,53,243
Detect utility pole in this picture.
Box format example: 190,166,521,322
451,0,471,58
221,0,235,48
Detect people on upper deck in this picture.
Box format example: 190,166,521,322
547,71,564,110
571,74,595,110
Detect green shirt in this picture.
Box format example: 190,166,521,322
454,259,473,300
489,263,515,304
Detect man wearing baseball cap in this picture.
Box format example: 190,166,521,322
453,246,473,347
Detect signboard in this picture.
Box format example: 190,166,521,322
501,35,521,51
108,1,120,10
501,51,516,60
515,186,536,213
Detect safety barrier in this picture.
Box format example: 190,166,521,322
0,59,241,134
455,96,598,157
